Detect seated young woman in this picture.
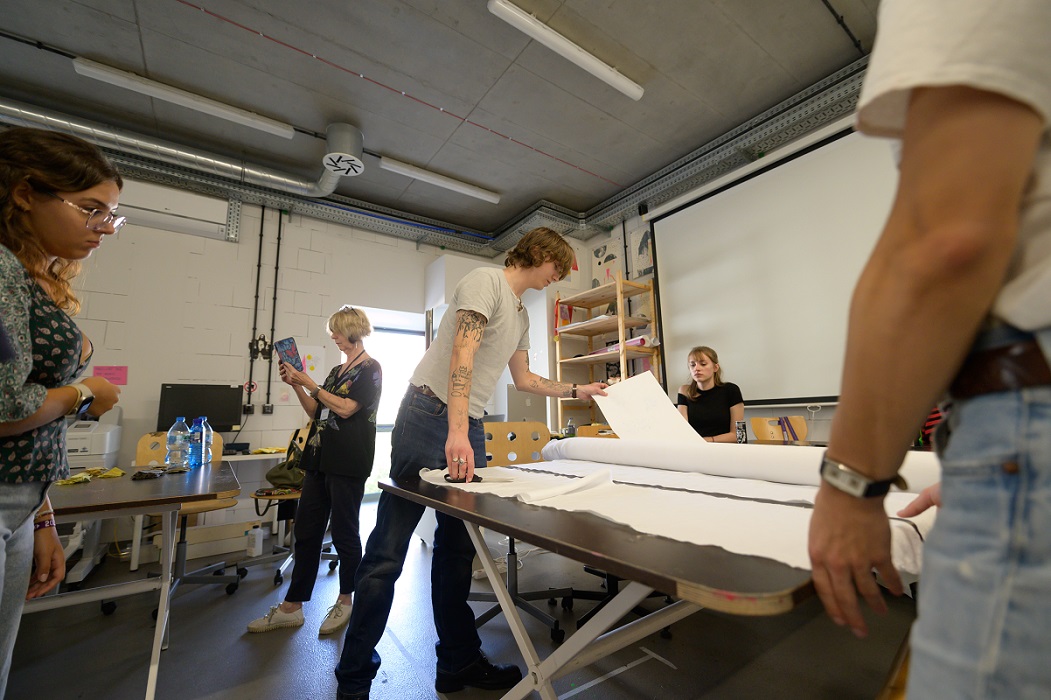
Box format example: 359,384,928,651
675,346,744,443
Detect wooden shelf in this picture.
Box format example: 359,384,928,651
558,279,650,309
560,346,656,366
556,315,650,337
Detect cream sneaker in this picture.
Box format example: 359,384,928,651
247,605,304,633
319,600,352,635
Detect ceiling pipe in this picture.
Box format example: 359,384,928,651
0,97,361,199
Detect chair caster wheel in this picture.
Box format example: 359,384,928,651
328,561,338,571
551,624,565,643
226,582,239,595
274,573,283,586
660,627,672,639
213,568,225,576
101,601,117,616
151,608,158,621
237,567,248,579
323,545,332,553
561,597,574,610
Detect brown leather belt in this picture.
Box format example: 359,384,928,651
949,338,1051,400
412,384,439,398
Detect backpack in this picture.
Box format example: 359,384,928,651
264,427,306,489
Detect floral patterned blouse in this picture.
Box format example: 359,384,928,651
0,245,88,483
303,357,382,480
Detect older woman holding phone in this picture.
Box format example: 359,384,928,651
247,305,382,636
0,127,123,696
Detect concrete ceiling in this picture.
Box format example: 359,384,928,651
0,0,879,238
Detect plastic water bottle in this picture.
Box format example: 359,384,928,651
198,416,213,465
165,417,190,467
565,418,576,437
188,417,204,469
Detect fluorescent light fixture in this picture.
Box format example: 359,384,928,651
71,57,295,139
379,157,501,204
487,0,643,101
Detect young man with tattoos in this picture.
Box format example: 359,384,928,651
334,227,608,700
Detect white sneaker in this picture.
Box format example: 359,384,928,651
319,600,352,635
247,605,304,633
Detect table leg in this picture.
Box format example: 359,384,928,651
465,524,556,700
130,514,144,571
146,508,176,700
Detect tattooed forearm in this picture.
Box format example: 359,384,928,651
527,376,573,397
450,364,472,398
452,406,468,432
455,310,487,343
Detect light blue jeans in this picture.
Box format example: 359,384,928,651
1,482,48,699
908,379,1051,699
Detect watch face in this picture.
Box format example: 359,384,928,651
77,396,94,416
821,459,867,497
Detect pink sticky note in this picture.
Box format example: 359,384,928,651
93,366,128,385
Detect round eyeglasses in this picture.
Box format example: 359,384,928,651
47,191,127,232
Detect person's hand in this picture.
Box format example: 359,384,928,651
27,526,65,599
445,431,475,483
577,382,609,399
808,484,903,639
279,362,312,389
81,376,120,416
897,482,942,518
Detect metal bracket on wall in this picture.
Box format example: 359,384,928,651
225,198,241,243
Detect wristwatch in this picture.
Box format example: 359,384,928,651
819,453,907,498
66,382,94,417
309,385,321,400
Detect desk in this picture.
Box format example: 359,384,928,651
382,474,813,700
23,463,239,700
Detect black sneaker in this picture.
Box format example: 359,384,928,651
434,654,523,693
336,691,368,700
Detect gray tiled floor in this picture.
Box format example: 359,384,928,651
10,500,914,699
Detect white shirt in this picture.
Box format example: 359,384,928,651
856,0,1051,330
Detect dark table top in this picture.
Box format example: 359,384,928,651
382,474,814,616
49,462,240,517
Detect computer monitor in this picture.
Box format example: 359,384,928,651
156,383,243,432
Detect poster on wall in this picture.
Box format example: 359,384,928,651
591,240,622,289
299,345,328,385
628,226,654,278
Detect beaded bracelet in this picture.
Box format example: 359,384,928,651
35,509,55,520
34,518,56,531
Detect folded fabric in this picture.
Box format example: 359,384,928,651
514,468,612,503
55,472,92,485
253,447,287,454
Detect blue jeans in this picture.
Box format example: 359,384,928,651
335,387,486,696
908,339,1051,697
286,469,365,601
1,482,48,698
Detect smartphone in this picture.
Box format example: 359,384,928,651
274,337,303,371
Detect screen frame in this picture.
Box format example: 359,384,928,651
156,383,244,432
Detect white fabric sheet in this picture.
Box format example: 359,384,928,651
593,371,704,444
422,457,933,577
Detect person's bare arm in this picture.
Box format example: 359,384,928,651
507,350,608,399
446,310,487,482
809,86,1044,638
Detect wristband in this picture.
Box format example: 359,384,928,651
571,384,578,399
34,518,56,531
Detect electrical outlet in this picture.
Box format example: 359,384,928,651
242,404,254,415
262,404,274,415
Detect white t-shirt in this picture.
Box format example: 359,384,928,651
856,0,1051,330
410,267,530,419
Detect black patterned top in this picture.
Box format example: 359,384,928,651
303,357,382,480
0,245,89,483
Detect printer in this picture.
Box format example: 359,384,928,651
66,415,122,469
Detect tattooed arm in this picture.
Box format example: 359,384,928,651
446,309,487,481
507,350,609,399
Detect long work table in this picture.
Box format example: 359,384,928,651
22,462,240,700
382,473,814,700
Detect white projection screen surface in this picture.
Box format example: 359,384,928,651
653,131,899,404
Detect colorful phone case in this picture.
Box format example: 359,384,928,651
274,337,303,371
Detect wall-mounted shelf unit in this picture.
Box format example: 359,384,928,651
554,275,660,429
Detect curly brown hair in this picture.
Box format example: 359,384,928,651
0,127,123,314
504,227,574,280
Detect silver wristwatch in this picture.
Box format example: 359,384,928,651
819,453,907,498
66,382,94,417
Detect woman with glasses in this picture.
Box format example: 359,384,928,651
0,127,123,696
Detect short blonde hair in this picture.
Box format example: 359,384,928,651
504,227,575,281
328,305,371,342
